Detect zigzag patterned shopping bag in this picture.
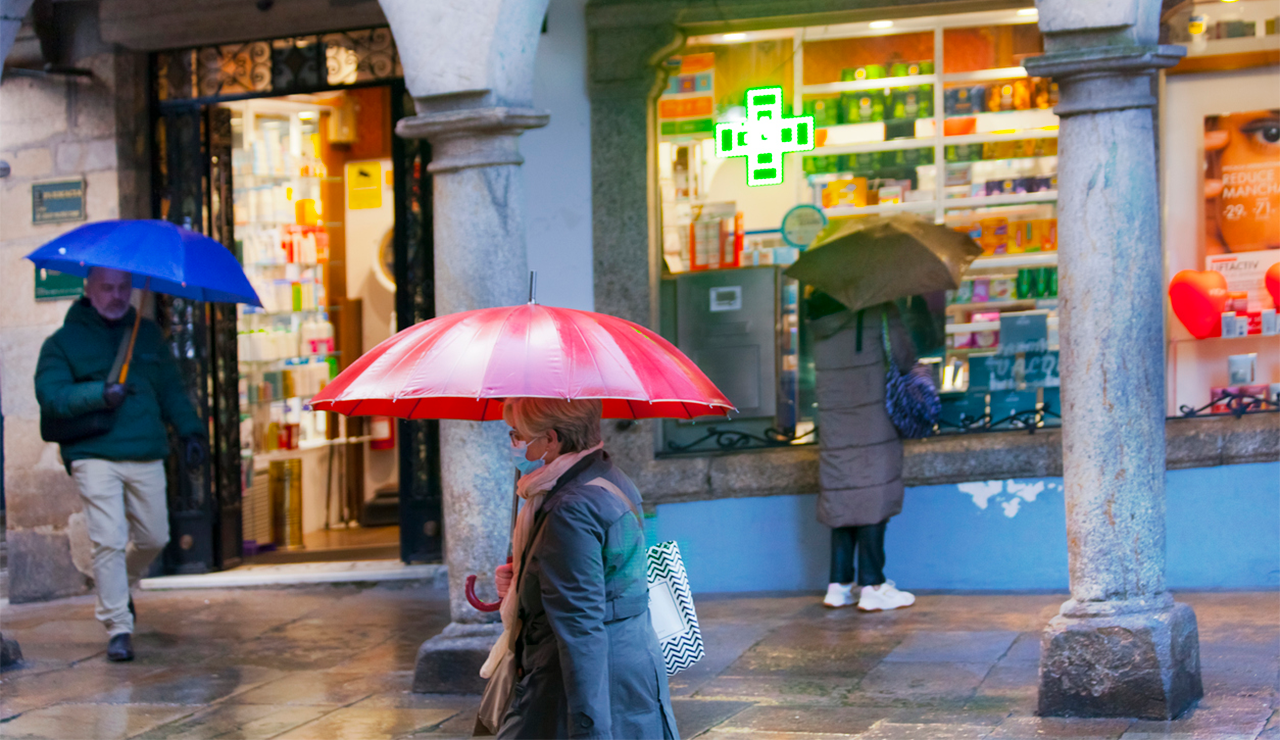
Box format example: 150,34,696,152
646,540,704,675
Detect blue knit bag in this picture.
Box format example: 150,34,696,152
882,313,940,438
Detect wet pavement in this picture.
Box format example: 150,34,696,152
0,585,1275,739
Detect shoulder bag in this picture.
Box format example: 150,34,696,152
39,329,133,444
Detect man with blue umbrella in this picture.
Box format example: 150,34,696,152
27,220,260,662
35,267,207,661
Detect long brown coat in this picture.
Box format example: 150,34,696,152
811,305,914,528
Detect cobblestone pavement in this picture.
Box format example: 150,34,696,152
0,586,1275,739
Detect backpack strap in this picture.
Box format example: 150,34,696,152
586,476,643,529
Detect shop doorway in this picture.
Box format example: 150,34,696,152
153,70,442,573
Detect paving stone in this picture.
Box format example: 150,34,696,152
667,698,753,736
882,630,1019,664
852,662,990,705
0,702,193,740
668,620,776,697
694,674,853,705
715,704,888,735
132,704,331,740
985,715,1133,738
721,622,894,679
857,721,994,739
271,706,457,739
1002,632,1044,664
1120,697,1273,739
224,670,393,706
78,665,284,705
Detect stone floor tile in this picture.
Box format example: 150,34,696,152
1121,727,1249,732
0,702,193,740
0,662,170,719
886,707,1009,726
1122,694,1272,738
271,706,458,739
852,662,991,705
1002,633,1044,664
79,665,284,705
857,721,994,739
985,716,1132,739
693,675,853,705
882,631,1019,664
1258,710,1280,740
6,618,117,645
721,625,889,680
224,671,389,706
977,661,1040,694
667,620,776,697
670,698,754,736
132,704,332,740
715,704,888,735
696,730,860,740
350,691,477,712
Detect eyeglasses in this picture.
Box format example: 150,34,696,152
509,429,552,445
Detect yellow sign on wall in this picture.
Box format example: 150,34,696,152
346,161,382,210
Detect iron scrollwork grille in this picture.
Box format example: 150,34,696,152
156,27,401,105
393,88,443,564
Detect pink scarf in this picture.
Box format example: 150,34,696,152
480,442,604,678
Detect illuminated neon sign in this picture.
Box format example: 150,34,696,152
714,87,815,187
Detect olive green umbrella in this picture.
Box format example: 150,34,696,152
784,213,982,314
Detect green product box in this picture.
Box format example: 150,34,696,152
842,65,886,82
841,91,884,123
851,152,878,173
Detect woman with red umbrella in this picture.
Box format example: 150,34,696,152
310,282,731,738
479,396,676,739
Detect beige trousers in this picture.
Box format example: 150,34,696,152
71,459,169,636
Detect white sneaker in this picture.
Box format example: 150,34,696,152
823,582,856,608
857,581,915,611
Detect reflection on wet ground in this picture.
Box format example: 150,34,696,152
1,586,1275,738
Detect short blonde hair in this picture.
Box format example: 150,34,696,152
503,398,603,454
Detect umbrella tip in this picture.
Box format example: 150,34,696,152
528,271,538,305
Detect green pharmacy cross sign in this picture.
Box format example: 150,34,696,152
714,87,815,187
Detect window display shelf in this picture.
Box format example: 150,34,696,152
968,252,1058,270
947,316,1059,334
946,298,1038,314
943,129,1058,146
814,133,935,156
239,353,339,368
943,191,1058,210
253,435,374,463
1185,33,1280,58
941,66,1029,84
822,200,938,218
802,73,937,96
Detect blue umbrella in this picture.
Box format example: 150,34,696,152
25,219,261,306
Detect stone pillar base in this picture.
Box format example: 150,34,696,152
413,622,503,694
1038,601,1203,720
1,633,23,669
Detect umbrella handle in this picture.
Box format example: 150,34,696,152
465,554,514,613
465,575,503,612
117,278,150,385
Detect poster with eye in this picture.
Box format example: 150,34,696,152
1203,110,1280,314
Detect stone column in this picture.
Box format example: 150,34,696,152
398,105,548,694
1024,0,1202,720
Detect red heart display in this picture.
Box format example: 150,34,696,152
1266,262,1280,309
1169,270,1228,339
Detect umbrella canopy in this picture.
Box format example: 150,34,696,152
25,220,261,306
784,213,981,314
310,303,735,420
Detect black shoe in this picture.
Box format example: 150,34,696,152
107,633,134,662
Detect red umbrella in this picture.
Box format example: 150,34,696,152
309,302,735,420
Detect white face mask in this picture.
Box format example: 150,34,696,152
510,438,546,476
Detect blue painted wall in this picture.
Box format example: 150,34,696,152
652,462,1279,593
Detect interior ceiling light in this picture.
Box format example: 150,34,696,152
869,20,894,29
1017,8,1039,16
722,32,747,41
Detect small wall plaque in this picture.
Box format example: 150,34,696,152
32,178,86,224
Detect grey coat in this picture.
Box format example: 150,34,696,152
497,451,678,740
811,306,914,528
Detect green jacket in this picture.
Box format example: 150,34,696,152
35,298,206,465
